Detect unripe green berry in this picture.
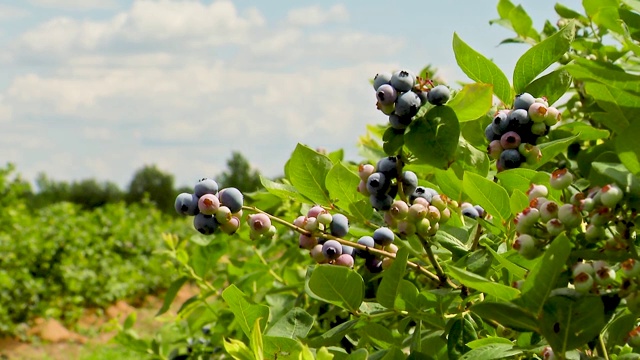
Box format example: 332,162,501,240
549,168,573,190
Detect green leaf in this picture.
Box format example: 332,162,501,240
447,83,494,122
456,138,490,177
307,319,360,347
447,266,520,301
222,284,270,338
328,148,344,164
523,69,572,106
462,172,511,222
383,127,405,155
554,3,590,24
555,122,610,141
508,5,535,40
326,162,369,219
460,344,522,360
306,265,364,313
263,336,302,360
540,291,606,354
495,168,538,193
434,228,470,260
471,301,538,332
288,143,333,205
123,312,137,331
377,247,409,309
585,83,640,133
224,338,255,360
615,120,640,175
447,317,478,359
260,176,309,203
518,233,571,315
395,280,422,313
509,189,529,216
607,312,637,347
251,318,265,360
466,337,515,349
452,33,513,105
497,0,515,19
566,58,640,94
532,134,580,169
156,276,188,316
266,308,314,339
345,349,369,360
435,168,463,201
405,106,460,169
486,247,527,279
513,22,575,93
363,323,397,349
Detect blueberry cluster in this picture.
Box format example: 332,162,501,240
485,92,561,171
513,169,626,264
174,178,244,235
357,228,399,272
356,157,463,240
373,70,450,130
295,206,355,268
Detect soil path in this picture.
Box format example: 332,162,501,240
0,284,199,360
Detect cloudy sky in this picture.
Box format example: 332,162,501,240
0,0,580,189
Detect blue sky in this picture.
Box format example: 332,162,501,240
0,0,581,189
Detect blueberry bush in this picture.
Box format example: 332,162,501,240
115,1,640,359
0,164,191,336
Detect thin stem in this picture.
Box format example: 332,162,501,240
252,245,285,284
598,334,609,360
471,222,483,251
242,206,443,284
417,233,455,287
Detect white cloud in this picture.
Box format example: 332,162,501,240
16,0,265,57
0,5,30,20
1,1,405,187
286,4,349,26
26,0,118,10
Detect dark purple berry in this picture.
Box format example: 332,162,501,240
427,85,450,106
500,149,524,169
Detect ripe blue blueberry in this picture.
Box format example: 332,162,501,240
389,114,412,129
401,170,418,195
462,206,480,219
218,187,243,213
194,178,219,197
193,213,219,235
376,156,399,178
513,92,535,111
365,257,383,273
175,193,199,216
330,213,349,237
485,123,500,142
410,186,438,203
370,194,393,211
356,236,375,257
366,172,389,197
322,240,343,260
500,149,524,169
390,70,415,92
376,84,398,105
427,85,450,106
341,245,356,258
373,227,395,246
492,110,509,135
394,91,422,117
373,72,392,91
507,109,530,126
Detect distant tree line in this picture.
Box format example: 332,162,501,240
24,151,263,213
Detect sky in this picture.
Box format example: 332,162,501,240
0,0,582,189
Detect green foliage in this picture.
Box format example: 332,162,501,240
0,178,189,335
218,151,263,193
126,164,175,212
